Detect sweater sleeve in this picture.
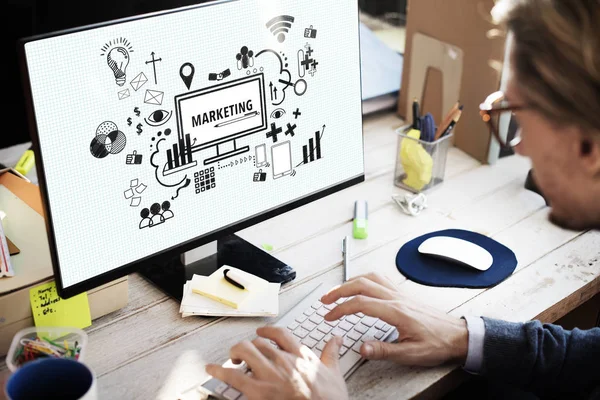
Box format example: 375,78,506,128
481,317,600,398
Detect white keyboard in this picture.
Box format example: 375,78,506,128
197,283,398,400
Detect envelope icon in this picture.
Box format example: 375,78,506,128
118,88,130,100
144,89,164,106
130,72,148,91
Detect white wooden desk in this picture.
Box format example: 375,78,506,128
2,111,599,399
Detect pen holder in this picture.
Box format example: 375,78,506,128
394,125,453,193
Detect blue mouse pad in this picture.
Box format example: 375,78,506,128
396,229,518,288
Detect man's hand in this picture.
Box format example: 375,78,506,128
206,326,349,400
321,273,468,367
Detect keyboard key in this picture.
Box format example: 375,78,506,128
310,330,326,341
360,316,378,327
362,327,379,342
375,331,385,340
325,319,340,327
317,323,332,334
287,322,299,331
223,387,241,400
238,395,248,400
295,314,308,324
354,324,368,334
316,308,329,317
356,312,365,318
313,348,322,357
381,323,392,332
375,321,385,330
343,337,356,348
323,334,333,343
335,297,347,305
352,341,363,354
345,315,361,325
215,382,230,395
338,321,354,331
331,328,345,337
323,303,336,310
304,308,316,316
316,341,326,351
293,327,310,339
309,314,324,325
347,330,362,341
311,301,323,309
301,337,318,349
301,321,317,332
339,346,349,356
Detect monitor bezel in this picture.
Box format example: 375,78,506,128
18,0,365,299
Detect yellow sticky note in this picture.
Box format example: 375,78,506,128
29,281,92,329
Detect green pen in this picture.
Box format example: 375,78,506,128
353,200,368,239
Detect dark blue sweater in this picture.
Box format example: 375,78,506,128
482,318,600,399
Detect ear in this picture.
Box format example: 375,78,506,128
579,134,600,177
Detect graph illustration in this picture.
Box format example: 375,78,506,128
297,125,325,167
266,15,295,43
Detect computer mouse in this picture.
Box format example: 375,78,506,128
418,236,493,271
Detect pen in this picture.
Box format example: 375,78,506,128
342,236,350,282
412,98,420,130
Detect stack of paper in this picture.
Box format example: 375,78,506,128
179,266,280,317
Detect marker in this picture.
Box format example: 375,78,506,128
223,268,250,290
15,146,34,176
353,200,368,239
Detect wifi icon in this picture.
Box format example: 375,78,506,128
266,15,295,43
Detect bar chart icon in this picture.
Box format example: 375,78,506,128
164,133,198,176
302,130,322,164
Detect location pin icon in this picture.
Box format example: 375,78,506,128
180,62,195,90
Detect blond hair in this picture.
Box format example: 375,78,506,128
492,0,600,134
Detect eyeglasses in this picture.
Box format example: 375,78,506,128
479,91,525,149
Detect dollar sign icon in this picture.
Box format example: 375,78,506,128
134,107,140,117
127,117,132,126
136,123,143,135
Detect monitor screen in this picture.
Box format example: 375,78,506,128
21,0,364,296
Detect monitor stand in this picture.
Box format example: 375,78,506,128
138,234,296,302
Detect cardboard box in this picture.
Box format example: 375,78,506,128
0,168,128,356
398,0,507,163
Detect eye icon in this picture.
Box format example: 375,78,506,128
270,108,286,119
145,109,173,126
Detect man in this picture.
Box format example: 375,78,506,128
206,0,600,398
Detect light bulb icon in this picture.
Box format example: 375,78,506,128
107,47,129,86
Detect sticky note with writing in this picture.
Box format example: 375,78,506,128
29,281,92,329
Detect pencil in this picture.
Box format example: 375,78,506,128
434,101,460,141
440,107,463,138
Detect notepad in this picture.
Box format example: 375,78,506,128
191,266,267,309
180,266,280,317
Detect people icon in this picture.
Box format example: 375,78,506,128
162,201,174,220
139,200,174,229
150,202,165,227
139,208,151,229
236,46,254,70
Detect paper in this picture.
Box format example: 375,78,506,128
181,266,280,317
191,266,260,309
29,281,92,329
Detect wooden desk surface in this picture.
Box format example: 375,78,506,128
3,112,599,399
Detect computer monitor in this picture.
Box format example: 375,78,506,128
19,0,364,300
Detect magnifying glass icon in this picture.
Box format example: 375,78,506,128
278,78,307,97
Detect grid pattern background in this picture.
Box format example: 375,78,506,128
24,0,364,288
